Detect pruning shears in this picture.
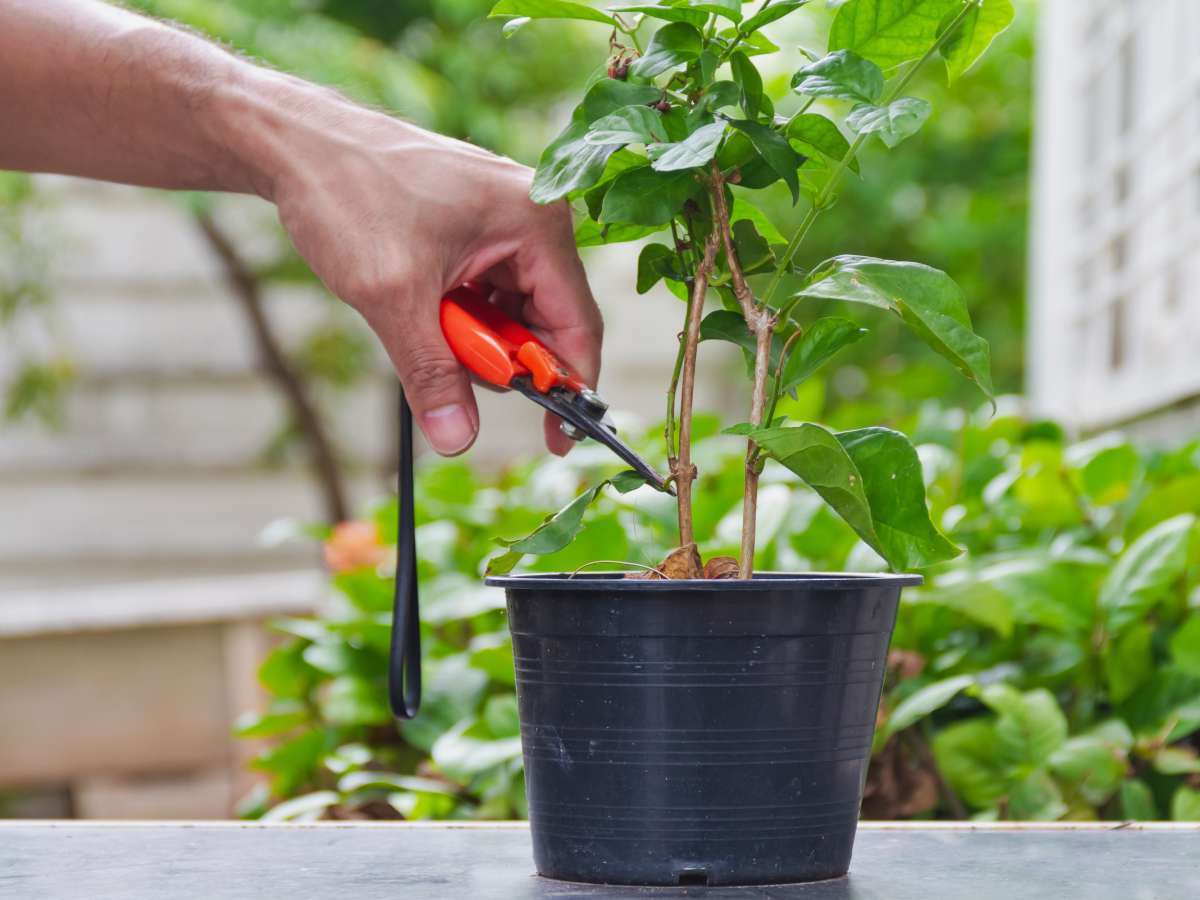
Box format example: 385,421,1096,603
439,283,672,493
388,284,671,724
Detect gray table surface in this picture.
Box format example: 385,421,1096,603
2,821,1198,900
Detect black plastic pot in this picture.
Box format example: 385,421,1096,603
484,571,920,887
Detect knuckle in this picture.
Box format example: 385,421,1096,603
403,346,462,398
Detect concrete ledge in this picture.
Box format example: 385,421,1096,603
0,570,324,638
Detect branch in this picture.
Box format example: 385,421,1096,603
673,229,719,548
709,163,774,579
194,212,350,524
708,163,762,328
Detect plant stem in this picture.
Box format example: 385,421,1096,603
762,0,979,308
709,163,773,578
721,0,773,61
740,321,772,577
194,212,349,523
665,219,698,479
674,230,719,547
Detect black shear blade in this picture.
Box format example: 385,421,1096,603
513,380,673,494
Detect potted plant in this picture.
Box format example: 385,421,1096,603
481,0,1011,886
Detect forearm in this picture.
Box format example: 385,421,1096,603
0,0,360,200
0,0,603,458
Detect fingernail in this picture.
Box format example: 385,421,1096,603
422,404,476,455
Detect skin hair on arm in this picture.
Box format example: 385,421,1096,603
0,0,603,457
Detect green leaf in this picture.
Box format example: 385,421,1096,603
468,632,516,685
490,0,616,25
251,729,328,797
1079,443,1141,505
258,642,319,699
581,80,663,121
1049,736,1126,807
1104,622,1153,704
636,242,683,293
698,80,742,112
700,309,758,356
1153,746,1200,776
730,194,786,244
779,316,868,395
338,771,457,795
836,426,961,569
881,674,974,741
1100,514,1195,634
1120,779,1158,820
797,255,994,399
530,119,622,203
648,121,727,171
1169,616,1200,677
1171,786,1200,821
610,469,651,493
261,790,340,822
630,22,703,78
1120,670,1200,743
1007,771,1067,821
730,119,803,203
979,684,1068,769
493,482,607,557
687,0,741,22
787,113,858,173
933,718,1007,810
320,675,391,727
483,694,522,739
748,423,956,571
233,706,308,738
732,219,774,273
610,3,707,26
846,97,932,147
739,0,807,34
828,0,961,71
940,0,1015,82
575,219,661,247
599,166,700,225
729,51,763,119
748,423,879,556
585,105,668,145
431,720,523,780
790,50,884,103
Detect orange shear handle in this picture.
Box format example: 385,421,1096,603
439,285,587,395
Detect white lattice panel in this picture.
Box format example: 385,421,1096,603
1029,0,1200,429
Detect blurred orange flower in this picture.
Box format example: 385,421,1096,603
323,520,386,573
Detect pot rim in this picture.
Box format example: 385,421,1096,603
485,570,922,592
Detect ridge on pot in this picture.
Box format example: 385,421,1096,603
487,571,920,887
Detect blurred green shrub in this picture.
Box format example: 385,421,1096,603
239,401,1200,822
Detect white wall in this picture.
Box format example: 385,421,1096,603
1029,0,1200,432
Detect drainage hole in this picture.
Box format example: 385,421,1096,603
676,868,709,887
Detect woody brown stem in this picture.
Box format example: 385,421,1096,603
709,163,773,579
674,229,719,548
194,211,349,523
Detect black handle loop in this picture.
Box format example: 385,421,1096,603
388,390,421,719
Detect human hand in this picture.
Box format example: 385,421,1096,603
258,88,603,456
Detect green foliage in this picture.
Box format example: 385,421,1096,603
797,255,993,398
242,407,1200,822
493,0,1009,571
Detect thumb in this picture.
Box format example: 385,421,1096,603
373,310,479,456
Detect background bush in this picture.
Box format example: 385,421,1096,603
240,399,1200,823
